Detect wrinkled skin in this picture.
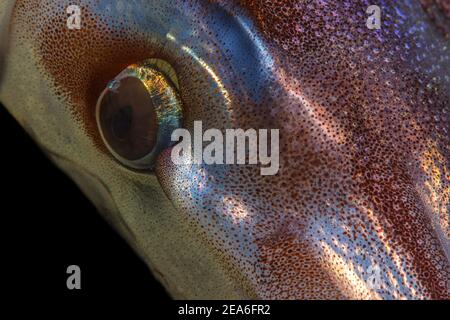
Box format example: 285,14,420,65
0,0,449,299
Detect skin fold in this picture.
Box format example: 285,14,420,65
0,0,448,299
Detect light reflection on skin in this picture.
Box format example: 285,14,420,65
167,32,233,108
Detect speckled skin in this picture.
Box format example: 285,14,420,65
0,0,448,299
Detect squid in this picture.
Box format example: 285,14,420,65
0,0,448,299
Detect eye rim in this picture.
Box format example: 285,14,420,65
96,59,183,170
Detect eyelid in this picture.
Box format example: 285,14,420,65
141,58,180,91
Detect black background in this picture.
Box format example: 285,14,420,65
1,102,170,300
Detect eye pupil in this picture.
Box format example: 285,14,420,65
98,76,159,161
111,105,133,141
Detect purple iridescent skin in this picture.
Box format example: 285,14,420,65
0,0,448,299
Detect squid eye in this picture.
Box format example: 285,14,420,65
96,59,183,170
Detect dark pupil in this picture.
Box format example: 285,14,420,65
112,105,133,141
99,76,158,161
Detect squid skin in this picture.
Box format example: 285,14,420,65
0,0,449,299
